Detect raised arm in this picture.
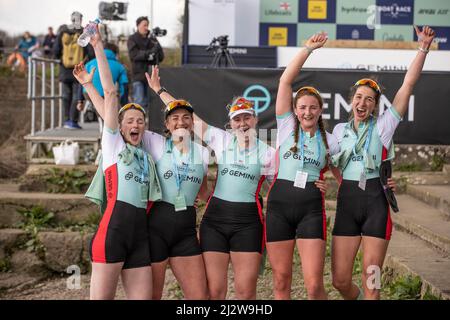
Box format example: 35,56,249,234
84,26,118,131
392,26,435,117
73,62,106,118
145,66,209,138
276,32,327,116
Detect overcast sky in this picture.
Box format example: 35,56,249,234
0,0,184,47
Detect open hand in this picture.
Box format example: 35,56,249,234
145,65,162,93
73,62,95,85
414,25,436,50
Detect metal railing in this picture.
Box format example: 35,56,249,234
27,56,63,136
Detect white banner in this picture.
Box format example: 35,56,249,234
188,0,260,46
277,47,450,72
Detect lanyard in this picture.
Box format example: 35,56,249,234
298,128,321,170
134,147,148,183
352,118,374,172
168,139,192,192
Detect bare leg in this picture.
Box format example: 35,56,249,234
230,252,261,300
90,262,123,300
170,255,209,300
121,266,153,300
150,259,169,300
297,239,327,300
266,240,295,300
203,252,230,300
361,236,389,300
331,236,362,300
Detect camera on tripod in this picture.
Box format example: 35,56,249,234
205,35,235,68
151,27,167,38
206,35,229,52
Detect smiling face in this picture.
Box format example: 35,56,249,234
165,108,193,141
294,94,322,131
351,86,378,122
119,109,146,146
230,113,258,141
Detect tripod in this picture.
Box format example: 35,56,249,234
210,47,236,68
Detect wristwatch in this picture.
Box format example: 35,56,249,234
157,87,167,96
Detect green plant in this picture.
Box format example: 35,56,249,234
18,206,55,253
422,287,442,300
386,275,422,300
0,258,11,273
45,168,91,193
393,162,423,172
430,154,445,171
352,250,363,275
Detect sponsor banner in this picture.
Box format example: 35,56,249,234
414,0,450,27
336,0,375,24
153,67,450,144
413,26,450,50
336,24,375,40
277,47,450,72
377,0,414,25
259,23,297,46
374,25,414,42
299,0,336,23
260,0,298,23
297,23,336,46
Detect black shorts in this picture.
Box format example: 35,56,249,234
90,200,151,269
147,201,201,263
200,197,264,254
332,178,392,240
266,179,326,242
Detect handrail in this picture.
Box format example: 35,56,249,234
27,56,62,136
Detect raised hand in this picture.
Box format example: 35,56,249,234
304,31,328,50
73,62,95,85
145,65,162,92
414,25,436,50
89,24,102,48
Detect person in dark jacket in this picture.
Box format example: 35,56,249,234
127,16,164,113
43,27,56,57
53,11,92,129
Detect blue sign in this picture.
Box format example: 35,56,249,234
377,0,414,25
243,85,271,115
259,23,297,46
336,24,375,40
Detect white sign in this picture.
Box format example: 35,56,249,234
277,47,450,72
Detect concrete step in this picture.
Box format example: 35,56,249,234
443,164,450,174
386,229,450,299
394,172,450,186
394,194,450,255
0,190,98,227
406,185,450,219
25,164,98,176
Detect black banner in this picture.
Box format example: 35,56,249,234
182,45,277,68
148,67,450,145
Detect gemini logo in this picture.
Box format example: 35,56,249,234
125,172,133,180
243,85,271,115
164,170,173,179
221,168,229,175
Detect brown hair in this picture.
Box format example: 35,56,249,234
290,88,330,165
348,77,383,121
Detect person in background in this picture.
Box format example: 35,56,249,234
42,27,56,57
127,16,164,118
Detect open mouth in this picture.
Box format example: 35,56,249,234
356,107,367,118
129,131,140,143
